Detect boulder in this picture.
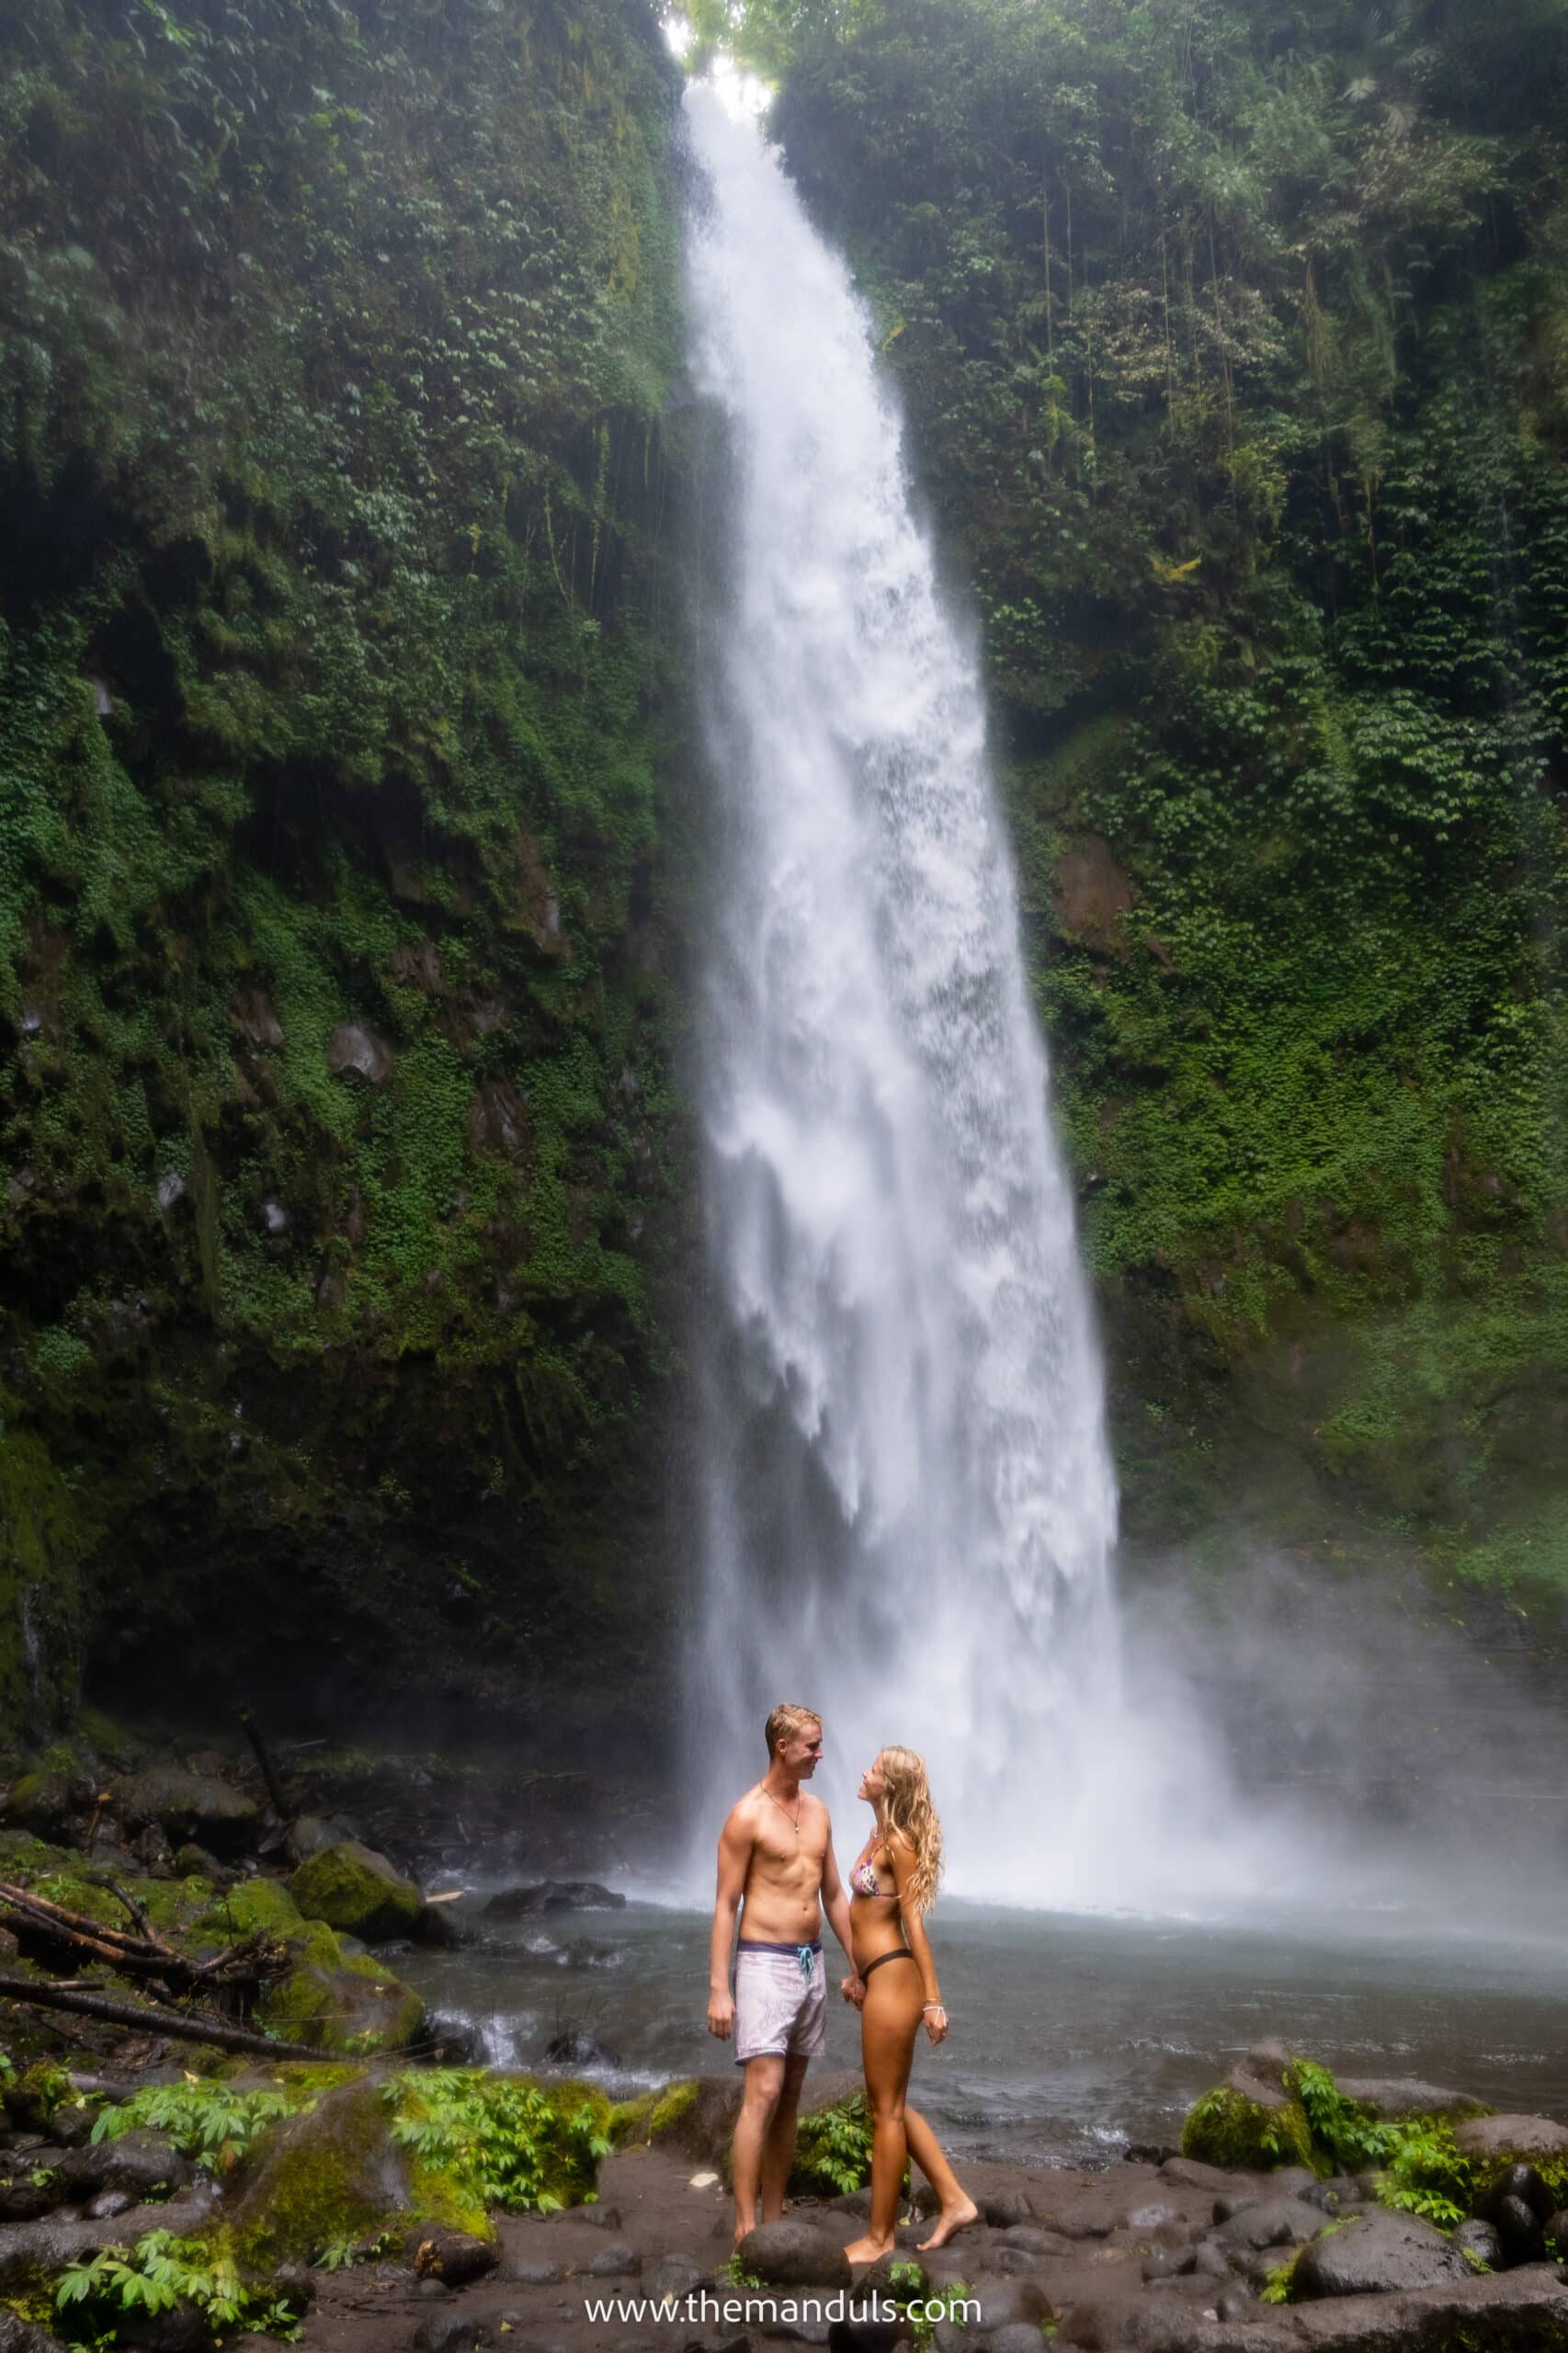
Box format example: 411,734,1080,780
111,1770,258,1851
961,2273,1052,2330
583,2241,640,2278
284,1813,363,1867
982,2188,1039,2227
1160,2156,1234,2194
0,2312,70,2353
1333,2075,1480,2120
200,1878,423,2052
643,2254,703,2304
289,1840,425,1943
225,2079,426,2271
483,1881,626,1918
1291,2209,1471,2298
737,2218,850,2289
1489,2192,1547,2266
1181,2066,1317,2176
1212,2197,1329,2253
1456,2114,1568,2209
55,2130,191,2200
1453,2215,1503,2268
1477,2155,1563,2223
2,1774,87,1835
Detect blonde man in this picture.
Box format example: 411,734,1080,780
708,1702,864,2243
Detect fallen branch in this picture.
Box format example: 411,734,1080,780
0,1972,322,2062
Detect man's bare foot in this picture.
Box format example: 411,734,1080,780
917,2196,980,2251
842,2233,895,2266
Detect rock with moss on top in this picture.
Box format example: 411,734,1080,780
288,1839,425,1943
1181,2067,1321,2176
196,1878,423,2054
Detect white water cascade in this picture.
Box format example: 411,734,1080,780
680,85,1217,1904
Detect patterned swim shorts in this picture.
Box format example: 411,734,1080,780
733,1938,827,2065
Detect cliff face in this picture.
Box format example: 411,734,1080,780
770,0,1568,1604
0,0,691,1743
6,0,1568,1751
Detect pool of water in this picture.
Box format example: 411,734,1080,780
399,1897,1568,2165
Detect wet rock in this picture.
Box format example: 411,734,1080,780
1212,2198,1326,2251
545,2027,621,2070
284,1813,362,1867
1125,2202,1183,2233
1215,2285,1256,2319
173,1841,233,1883
1456,2114,1568,2173
1548,2210,1568,2254
131,1821,176,1876
1002,2222,1074,2256
1489,2192,1546,2266
1479,2160,1560,2225
56,2130,191,2200
1159,2156,1233,2195
738,2218,850,2289
1142,2247,1195,2281
0,2310,71,2351
1211,2193,1256,2223
643,2253,703,2302
112,1771,258,1851
413,2316,489,2353
289,1839,425,1942
1192,2240,1229,2279
1292,2209,1471,2298
584,2240,640,2277
85,2188,132,2220
325,1021,393,1084
1453,2215,1503,2268
507,2257,566,2285
2,1775,87,1835
1333,2075,1473,2118
963,2273,1051,2330
987,2329,1055,2353
993,2242,1046,2275
981,2188,1039,2228
576,2202,622,2231
483,1881,626,1918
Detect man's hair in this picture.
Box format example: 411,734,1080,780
765,1701,822,1759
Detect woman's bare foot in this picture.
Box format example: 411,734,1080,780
842,2234,895,2266
917,2196,980,2251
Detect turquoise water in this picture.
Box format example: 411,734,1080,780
400,1897,1568,2165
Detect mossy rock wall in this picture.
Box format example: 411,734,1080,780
767,0,1568,1620
0,0,694,1746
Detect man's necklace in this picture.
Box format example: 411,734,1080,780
765,1788,802,1834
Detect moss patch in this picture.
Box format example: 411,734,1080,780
288,1840,424,1943
1182,2085,1321,2175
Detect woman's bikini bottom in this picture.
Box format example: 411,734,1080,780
861,1946,919,1982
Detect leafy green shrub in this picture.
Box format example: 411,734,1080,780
382,2070,610,2213
1293,2061,1470,2226
789,2091,876,2195
55,2229,301,2343
93,2080,306,2174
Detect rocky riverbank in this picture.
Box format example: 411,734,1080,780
6,1728,1568,2351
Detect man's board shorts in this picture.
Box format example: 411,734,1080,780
733,1938,826,2064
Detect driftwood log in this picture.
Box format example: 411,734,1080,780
0,1972,321,2062
0,1881,274,1996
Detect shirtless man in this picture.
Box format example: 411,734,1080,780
708,1702,865,2244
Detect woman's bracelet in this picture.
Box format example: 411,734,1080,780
923,2000,944,2012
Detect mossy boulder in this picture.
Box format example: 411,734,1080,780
197,1878,424,2054
1182,2067,1321,2176
288,1840,424,1943
1,1772,86,1836
227,2076,418,2271
1455,2115,1568,2210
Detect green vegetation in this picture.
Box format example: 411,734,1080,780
1181,2079,1321,2175
92,2079,307,2175
788,2087,876,2194
56,2227,301,2345
383,2067,612,2214
744,0,1568,1597
0,0,689,1740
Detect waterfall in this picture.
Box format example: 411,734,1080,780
680,83,1128,1899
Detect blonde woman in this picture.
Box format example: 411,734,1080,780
841,1745,978,2266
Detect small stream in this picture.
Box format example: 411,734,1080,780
400,1901,1568,2167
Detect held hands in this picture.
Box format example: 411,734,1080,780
707,1988,735,2040
840,1972,866,2010
923,2001,949,2046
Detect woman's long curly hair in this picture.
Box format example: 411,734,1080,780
878,1745,943,1915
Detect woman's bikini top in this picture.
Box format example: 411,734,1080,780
850,1847,899,1901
